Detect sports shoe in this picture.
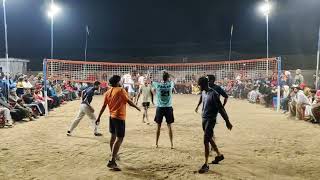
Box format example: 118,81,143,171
67,131,71,136
212,155,224,164
198,164,209,174
5,124,13,128
94,132,103,136
107,160,121,171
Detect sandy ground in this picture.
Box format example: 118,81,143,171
1,94,320,180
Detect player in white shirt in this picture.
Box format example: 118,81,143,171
136,80,153,124
138,74,146,89
122,73,135,100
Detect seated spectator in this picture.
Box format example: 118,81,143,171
284,71,293,87
281,85,290,113
0,90,22,124
293,86,310,120
64,81,78,100
263,84,273,108
16,77,24,97
294,69,304,86
304,89,316,122
54,82,66,104
100,81,108,95
311,90,320,123
33,88,54,110
22,88,45,115
8,88,37,120
0,106,13,127
248,86,259,103
289,86,298,117
22,75,33,89
47,82,60,108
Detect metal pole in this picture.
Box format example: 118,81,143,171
228,34,232,72
85,27,88,62
51,16,53,59
277,57,281,112
84,26,89,80
3,0,10,100
316,26,320,89
266,14,269,77
43,59,48,116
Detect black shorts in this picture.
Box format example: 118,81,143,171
202,118,216,143
154,107,174,124
142,102,150,108
109,117,126,138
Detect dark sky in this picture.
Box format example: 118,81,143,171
0,0,320,70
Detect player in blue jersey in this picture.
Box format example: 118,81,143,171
67,81,102,136
152,72,175,149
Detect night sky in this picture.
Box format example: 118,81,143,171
0,0,319,70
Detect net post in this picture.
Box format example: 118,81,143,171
276,57,282,112
43,59,49,116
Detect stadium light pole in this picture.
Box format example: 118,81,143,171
259,0,271,77
45,0,61,116
2,0,10,101
316,26,320,89
47,0,61,59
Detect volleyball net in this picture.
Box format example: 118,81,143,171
44,57,280,84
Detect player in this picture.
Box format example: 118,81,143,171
195,75,229,112
122,72,135,100
67,81,102,136
152,72,175,149
96,75,141,171
195,74,229,154
136,80,153,124
197,77,233,174
138,73,146,89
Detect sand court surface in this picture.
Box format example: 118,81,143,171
1,94,320,180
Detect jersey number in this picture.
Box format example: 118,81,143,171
160,90,170,96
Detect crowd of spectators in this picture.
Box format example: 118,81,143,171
0,72,102,128
208,69,320,124
2,68,319,127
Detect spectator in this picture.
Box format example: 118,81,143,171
311,90,320,123
293,86,310,120
284,71,293,87
100,81,108,95
22,75,33,89
0,105,13,127
281,85,290,113
248,86,259,103
294,69,304,86
34,88,54,110
54,82,66,104
16,77,24,97
47,82,60,108
22,88,45,115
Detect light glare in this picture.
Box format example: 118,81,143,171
47,3,61,18
259,2,271,16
